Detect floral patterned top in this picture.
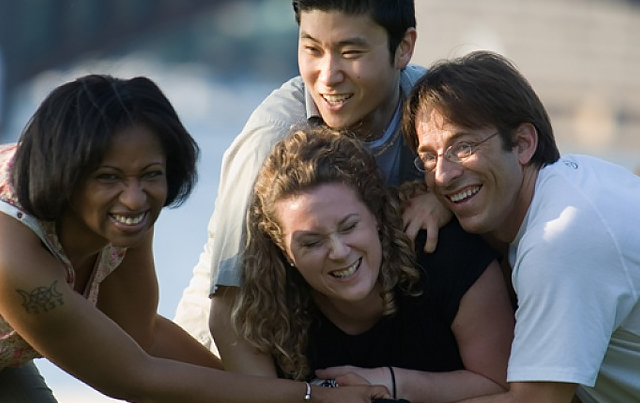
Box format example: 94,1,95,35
0,144,127,367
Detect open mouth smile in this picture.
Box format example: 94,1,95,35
110,211,147,226
329,257,362,279
322,93,353,105
448,186,480,203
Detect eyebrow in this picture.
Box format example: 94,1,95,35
299,32,370,48
417,131,471,153
98,161,165,171
291,213,360,239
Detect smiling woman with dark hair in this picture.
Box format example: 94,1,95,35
0,74,388,403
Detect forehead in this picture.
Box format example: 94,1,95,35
416,108,452,140
415,108,476,151
275,183,366,229
100,125,165,163
298,10,386,44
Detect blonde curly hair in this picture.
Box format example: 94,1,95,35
232,124,421,380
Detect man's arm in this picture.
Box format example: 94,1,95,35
173,211,219,353
173,77,309,355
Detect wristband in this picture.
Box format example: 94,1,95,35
304,382,312,401
387,366,396,399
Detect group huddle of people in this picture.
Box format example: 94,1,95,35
1,1,639,403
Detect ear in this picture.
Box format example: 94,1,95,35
514,123,538,165
394,27,417,69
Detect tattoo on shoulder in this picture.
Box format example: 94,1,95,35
16,280,64,314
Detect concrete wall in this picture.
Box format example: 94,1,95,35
413,0,640,171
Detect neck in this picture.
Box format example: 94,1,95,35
312,288,384,335
493,165,540,243
352,84,401,142
56,214,106,269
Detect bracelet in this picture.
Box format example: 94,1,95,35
304,382,312,401
387,366,396,400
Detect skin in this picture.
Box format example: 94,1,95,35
415,109,538,243
0,125,388,403
227,182,515,402
298,10,415,138
276,183,384,334
62,125,167,256
414,109,580,403
296,9,448,250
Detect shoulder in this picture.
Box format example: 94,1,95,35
225,76,308,163
412,220,499,324
416,219,498,272
415,219,498,294
401,64,428,92
247,76,307,125
0,144,19,204
526,155,639,255
0,211,62,289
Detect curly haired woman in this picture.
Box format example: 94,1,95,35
232,124,515,402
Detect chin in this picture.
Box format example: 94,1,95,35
110,234,147,248
455,215,489,235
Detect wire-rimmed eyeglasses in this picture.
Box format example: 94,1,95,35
413,131,500,173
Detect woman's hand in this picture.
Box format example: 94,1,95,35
316,365,392,391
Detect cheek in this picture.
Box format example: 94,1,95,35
292,246,326,273
297,55,316,79
293,256,323,286
149,182,169,205
424,173,436,188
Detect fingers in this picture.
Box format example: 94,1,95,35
403,215,422,242
334,372,370,386
370,385,392,400
422,214,439,253
400,193,423,227
315,365,352,379
403,211,438,252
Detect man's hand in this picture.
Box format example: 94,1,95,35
402,189,452,253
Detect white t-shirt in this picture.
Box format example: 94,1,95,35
507,155,640,403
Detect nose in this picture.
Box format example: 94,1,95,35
434,155,463,187
119,179,146,209
327,234,349,260
318,53,343,87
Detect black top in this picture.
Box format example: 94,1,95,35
305,219,499,374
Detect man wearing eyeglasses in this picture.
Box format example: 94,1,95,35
404,50,640,403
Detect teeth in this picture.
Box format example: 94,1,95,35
323,94,351,104
112,213,145,225
331,258,360,279
449,187,480,203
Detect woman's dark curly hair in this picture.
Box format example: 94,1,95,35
232,124,420,380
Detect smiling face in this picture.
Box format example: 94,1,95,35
275,182,382,305
64,124,167,249
297,10,412,137
415,108,537,242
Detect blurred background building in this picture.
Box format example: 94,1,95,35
0,0,639,401
415,0,640,171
